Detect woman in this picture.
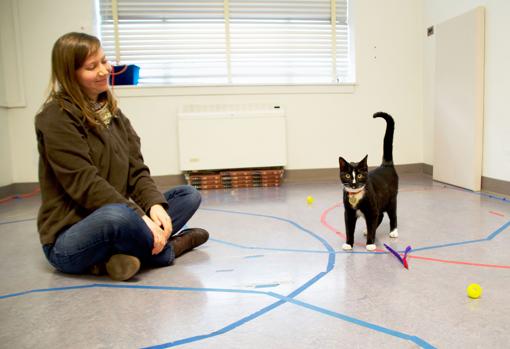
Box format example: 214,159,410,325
35,32,208,281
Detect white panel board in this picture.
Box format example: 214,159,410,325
433,7,484,191
178,105,287,171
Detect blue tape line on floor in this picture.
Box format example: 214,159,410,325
411,239,487,252
212,218,510,255
1,282,435,348
268,293,437,349
143,207,432,348
0,183,503,348
486,220,510,240
210,237,325,253
0,284,96,299
0,208,436,348
254,283,280,289
0,217,36,225
202,207,336,271
143,299,287,349
412,219,510,252
446,185,510,204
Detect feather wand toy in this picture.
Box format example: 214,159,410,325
383,244,412,269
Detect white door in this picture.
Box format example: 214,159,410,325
433,7,485,191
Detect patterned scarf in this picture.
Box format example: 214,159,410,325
91,101,114,126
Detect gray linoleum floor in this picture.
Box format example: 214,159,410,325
1,173,510,349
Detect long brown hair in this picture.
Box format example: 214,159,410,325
46,32,118,127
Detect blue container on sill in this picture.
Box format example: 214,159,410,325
110,64,140,85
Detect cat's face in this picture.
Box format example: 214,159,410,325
339,155,368,192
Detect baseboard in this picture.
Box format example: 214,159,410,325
1,164,509,198
423,163,433,175
0,182,40,199
283,168,339,183
0,177,186,198
283,163,426,183
152,174,187,189
423,163,509,197
481,176,510,197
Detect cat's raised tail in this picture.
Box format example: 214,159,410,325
373,112,395,166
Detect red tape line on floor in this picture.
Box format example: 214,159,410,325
321,203,510,269
0,187,40,204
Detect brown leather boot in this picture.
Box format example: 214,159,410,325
105,254,140,281
170,228,209,258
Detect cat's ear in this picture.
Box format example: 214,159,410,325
339,156,348,171
359,155,368,170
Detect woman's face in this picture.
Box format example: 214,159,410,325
76,48,111,101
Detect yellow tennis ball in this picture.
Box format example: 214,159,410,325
466,283,482,299
306,196,314,204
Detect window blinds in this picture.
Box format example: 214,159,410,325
99,0,352,85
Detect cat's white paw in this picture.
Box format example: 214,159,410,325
389,229,399,238
342,243,353,250
366,244,376,251
363,230,367,236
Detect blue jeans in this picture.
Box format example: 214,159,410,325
42,185,202,274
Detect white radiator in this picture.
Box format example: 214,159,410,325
178,104,287,171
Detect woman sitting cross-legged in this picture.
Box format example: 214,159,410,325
35,32,208,281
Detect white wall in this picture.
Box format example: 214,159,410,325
0,0,19,186
0,108,12,186
423,0,510,182
3,0,424,183
6,0,96,184
0,0,25,109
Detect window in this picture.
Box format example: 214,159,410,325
98,0,352,85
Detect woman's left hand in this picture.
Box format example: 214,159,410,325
149,204,173,240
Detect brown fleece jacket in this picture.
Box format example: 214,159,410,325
35,99,167,245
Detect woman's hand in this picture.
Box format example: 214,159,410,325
149,204,173,240
142,215,167,255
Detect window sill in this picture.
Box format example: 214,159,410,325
111,83,356,98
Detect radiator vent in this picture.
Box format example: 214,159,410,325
178,104,287,171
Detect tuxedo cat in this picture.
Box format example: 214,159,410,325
338,112,398,251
